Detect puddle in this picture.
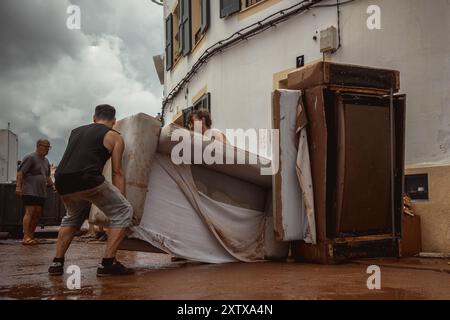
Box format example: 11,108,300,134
0,284,99,300
318,287,425,300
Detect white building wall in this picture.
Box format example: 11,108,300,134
0,130,18,183
163,0,450,165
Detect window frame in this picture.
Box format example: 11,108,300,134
220,0,241,18
193,92,211,113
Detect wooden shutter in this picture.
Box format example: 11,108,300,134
179,0,192,57
183,107,194,128
200,0,210,33
165,14,173,71
220,0,241,18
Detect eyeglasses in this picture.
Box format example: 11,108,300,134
39,144,52,149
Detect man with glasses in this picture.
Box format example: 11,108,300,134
16,139,54,245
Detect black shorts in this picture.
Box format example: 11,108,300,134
22,195,46,207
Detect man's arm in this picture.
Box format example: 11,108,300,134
46,176,56,192
16,171,23,197
109,133,126,195
16,156,31,196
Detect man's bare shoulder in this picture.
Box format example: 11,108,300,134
105,129,123,142
103,129,123,153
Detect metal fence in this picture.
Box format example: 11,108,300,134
0,183,66,235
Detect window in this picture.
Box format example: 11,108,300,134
193,92,211,112
179,0,192,57
220,0,241,18
192,0,210,46
164,4,182,71
405,174,429,200
220,0,270,18
245,0,264,8
182,92,211,128
166,0,210,70
200,0,210,33
173,4,181,62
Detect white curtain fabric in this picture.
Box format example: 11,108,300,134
131,154,267,263
276,90,316,244
295,101,317,244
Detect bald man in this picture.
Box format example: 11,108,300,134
16,139,54,245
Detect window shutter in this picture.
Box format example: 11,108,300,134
179,0,192,57
200,0,210,33
165,14,173,71
220,0,241,18
183,107,194,128
204,92,211,113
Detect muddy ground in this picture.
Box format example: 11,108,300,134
0,238,449,300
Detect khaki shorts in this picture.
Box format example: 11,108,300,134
60,181,133,229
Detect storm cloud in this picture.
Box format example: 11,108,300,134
0,0,164,164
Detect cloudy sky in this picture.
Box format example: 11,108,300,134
0,0,164,164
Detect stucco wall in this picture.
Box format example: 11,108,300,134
163,0,450,165
405,164,450,253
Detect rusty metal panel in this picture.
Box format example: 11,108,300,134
337,99,392,235
333,94,406,237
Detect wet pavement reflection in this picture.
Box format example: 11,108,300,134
0,239,449,300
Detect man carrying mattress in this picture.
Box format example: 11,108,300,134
48,104,134,277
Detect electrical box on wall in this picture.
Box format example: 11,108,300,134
320,26,338,53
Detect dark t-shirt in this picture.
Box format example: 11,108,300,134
55,123,113,195
18,152,50,198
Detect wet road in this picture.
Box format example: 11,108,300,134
0,239,449,300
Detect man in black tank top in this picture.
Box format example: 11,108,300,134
48,104,134,277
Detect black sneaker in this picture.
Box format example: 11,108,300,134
97,260,135,277
95,231,108,242
48,261,64,276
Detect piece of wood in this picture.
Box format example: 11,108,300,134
303,86,328,241
272,90,284,241
287,61,400,92
400,214,422,257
